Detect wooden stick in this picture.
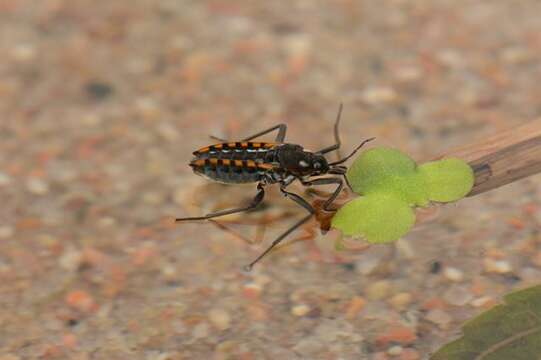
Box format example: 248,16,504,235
439,120,541,196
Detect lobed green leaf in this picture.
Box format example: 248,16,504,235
332,147,474,244
331,193,415,243
419,158,475,202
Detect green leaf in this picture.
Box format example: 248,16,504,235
346,147,429,207
431,285,541,360
331,193,415,243
419,158,474,202
335,147,474,244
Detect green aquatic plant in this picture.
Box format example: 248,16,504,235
331,147,474,243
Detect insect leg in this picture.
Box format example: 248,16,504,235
316,103,343,160
208,135,228,142
241,123,287,142
176,183,265,222
302,177,343,211
244,187,314,271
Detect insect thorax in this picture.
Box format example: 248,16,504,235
276,144,329,177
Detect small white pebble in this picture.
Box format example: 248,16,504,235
494,260,512,273
11,43,35,62
519,267,541,283
361,86,397,104
389,292,413,310
284,34,312,55
426,309,453,328
253,274,272,286
471,296,493,308
157,122,179,142
355,256,382,275
135,97,160,120
393,65,422,82
0,172,11,187
0,353,22,360
98,217,116,228
291,304,311,317
366,280,391,300
26,178,49,195
437,48,465,68
243,282,262,295
0,226,14,239
161,264,177,278
146,352,172,360
58,248,82,271
484,258,512,274
395,238,415,259
444,267,464,282
500,47,531,64
443,285,473,306
387,345,403,356
208,308,231,331
81,114,103,127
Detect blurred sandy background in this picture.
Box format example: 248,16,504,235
1,1,541,359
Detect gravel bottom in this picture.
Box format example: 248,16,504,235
1,1,541,359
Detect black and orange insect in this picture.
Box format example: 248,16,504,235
176,105,374,270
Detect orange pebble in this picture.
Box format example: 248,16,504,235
65,290,97,313
81,247,108,268
62,333,78,349
372,352,389,360
375,326,417,346
507,217,525,230
132,247,156,266
345,296,366,320
159,216,177,229
421,297,447,311
242,284,261,300
239,352,256,360
486,248,506,260
400,348,420,360
41,345,62,358
470,278,487,296
288,54,308,76
523,202,538,216
16,217,42,230
246,303,269,321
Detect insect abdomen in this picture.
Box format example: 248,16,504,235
190,142,277,184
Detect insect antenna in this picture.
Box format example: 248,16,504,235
333,103,343,160
328,137,375,166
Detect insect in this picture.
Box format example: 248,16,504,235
176,104,374,270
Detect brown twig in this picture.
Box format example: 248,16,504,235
438,120,541,196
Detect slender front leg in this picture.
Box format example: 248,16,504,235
176,183,265,222
208,123,287,144
301,177,343,211
209,135,228,142
244,186,314,271
242,123,287,142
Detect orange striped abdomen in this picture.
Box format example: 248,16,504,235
189,142,278,184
